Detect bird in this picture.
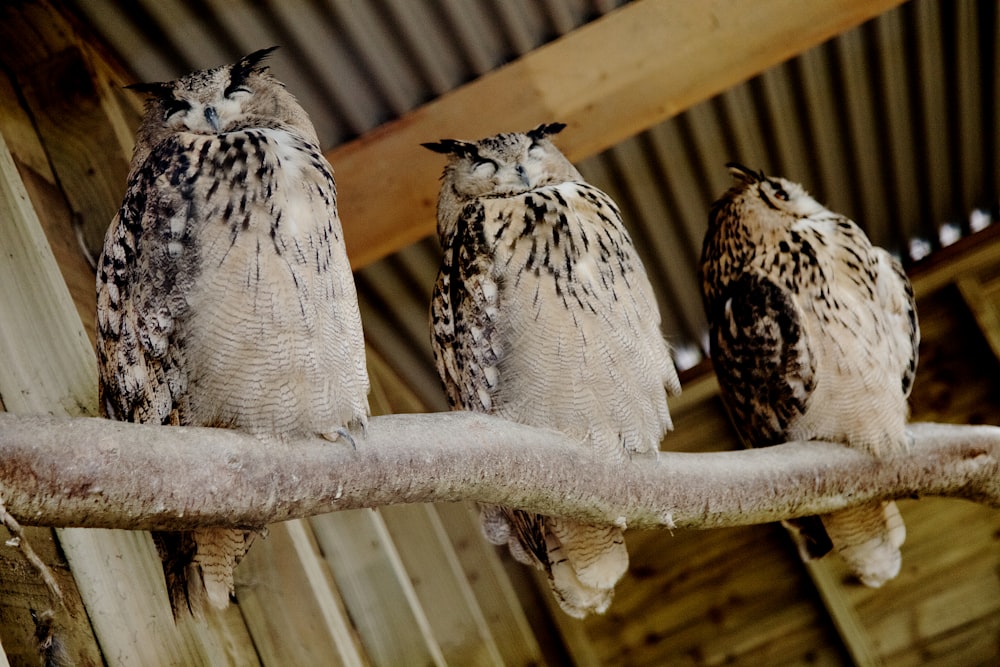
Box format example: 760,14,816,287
423,123,681,617
700,163,918,587
95,47,370,616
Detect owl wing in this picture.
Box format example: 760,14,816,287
706,270,834,557
430,200,501,412
876,249,919,398
96,135,191,426
707,270,817,449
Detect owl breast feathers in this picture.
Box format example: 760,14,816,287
700,163,918,588
96,47,369,616
425,123,681,617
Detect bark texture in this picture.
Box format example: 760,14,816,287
0,412,997,532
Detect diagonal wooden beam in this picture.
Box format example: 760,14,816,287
328,0,906,268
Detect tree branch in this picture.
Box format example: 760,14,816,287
0,412,997,532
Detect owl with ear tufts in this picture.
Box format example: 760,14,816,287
96,47,370,617
424,123,681,618
700,163,918,588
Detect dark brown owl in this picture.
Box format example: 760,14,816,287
700,163,918,587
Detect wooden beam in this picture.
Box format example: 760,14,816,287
328,0,907,268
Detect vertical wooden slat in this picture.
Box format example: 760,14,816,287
754,65,810,187
379,505,506,666
802,560,885,666
234,521,367,667
8,41,134,264
433,502,547,666
0,137,97,419
283,521,367,666
609,138,706,339
794,45,853,215
310,509,446,667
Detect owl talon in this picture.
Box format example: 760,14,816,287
322,427,357,450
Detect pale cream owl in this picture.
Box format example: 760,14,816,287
424,123,681,618
700,163,918,587
96,47,370,616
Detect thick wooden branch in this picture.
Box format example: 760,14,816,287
0,413,997,533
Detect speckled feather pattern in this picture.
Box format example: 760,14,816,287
427,125,680,617
96,49,369,615
700,164,918,587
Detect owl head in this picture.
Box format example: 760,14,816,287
714,163,827,225
423,123,584,239
127,47,318,151
423,123,583,196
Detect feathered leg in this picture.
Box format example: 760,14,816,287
821,500,906,588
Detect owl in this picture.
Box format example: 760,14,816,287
700,163,918,587
424,123,681,617
96,47,370,616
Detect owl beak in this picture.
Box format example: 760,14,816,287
204,106,221,133
516,165,530,187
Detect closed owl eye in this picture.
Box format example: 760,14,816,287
225,84,252,98
163,98,191,120
472,158,497,176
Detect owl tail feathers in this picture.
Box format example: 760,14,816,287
543,519,628,618
478,505,627,617
822,500,906,588
154,528,257,618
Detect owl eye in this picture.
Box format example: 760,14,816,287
472,157,497,176
768,181,790,201
225,84,252,98
163,98,191,120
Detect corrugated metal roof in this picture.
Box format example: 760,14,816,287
66,0,999,411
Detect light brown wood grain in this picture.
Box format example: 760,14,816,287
326,0,907,268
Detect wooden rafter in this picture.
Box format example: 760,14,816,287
327,0,907,268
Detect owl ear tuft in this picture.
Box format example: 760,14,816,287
125,81,175,98
422,140,479,159
725,162,766,183
233,46,280,80
528,122,567,141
